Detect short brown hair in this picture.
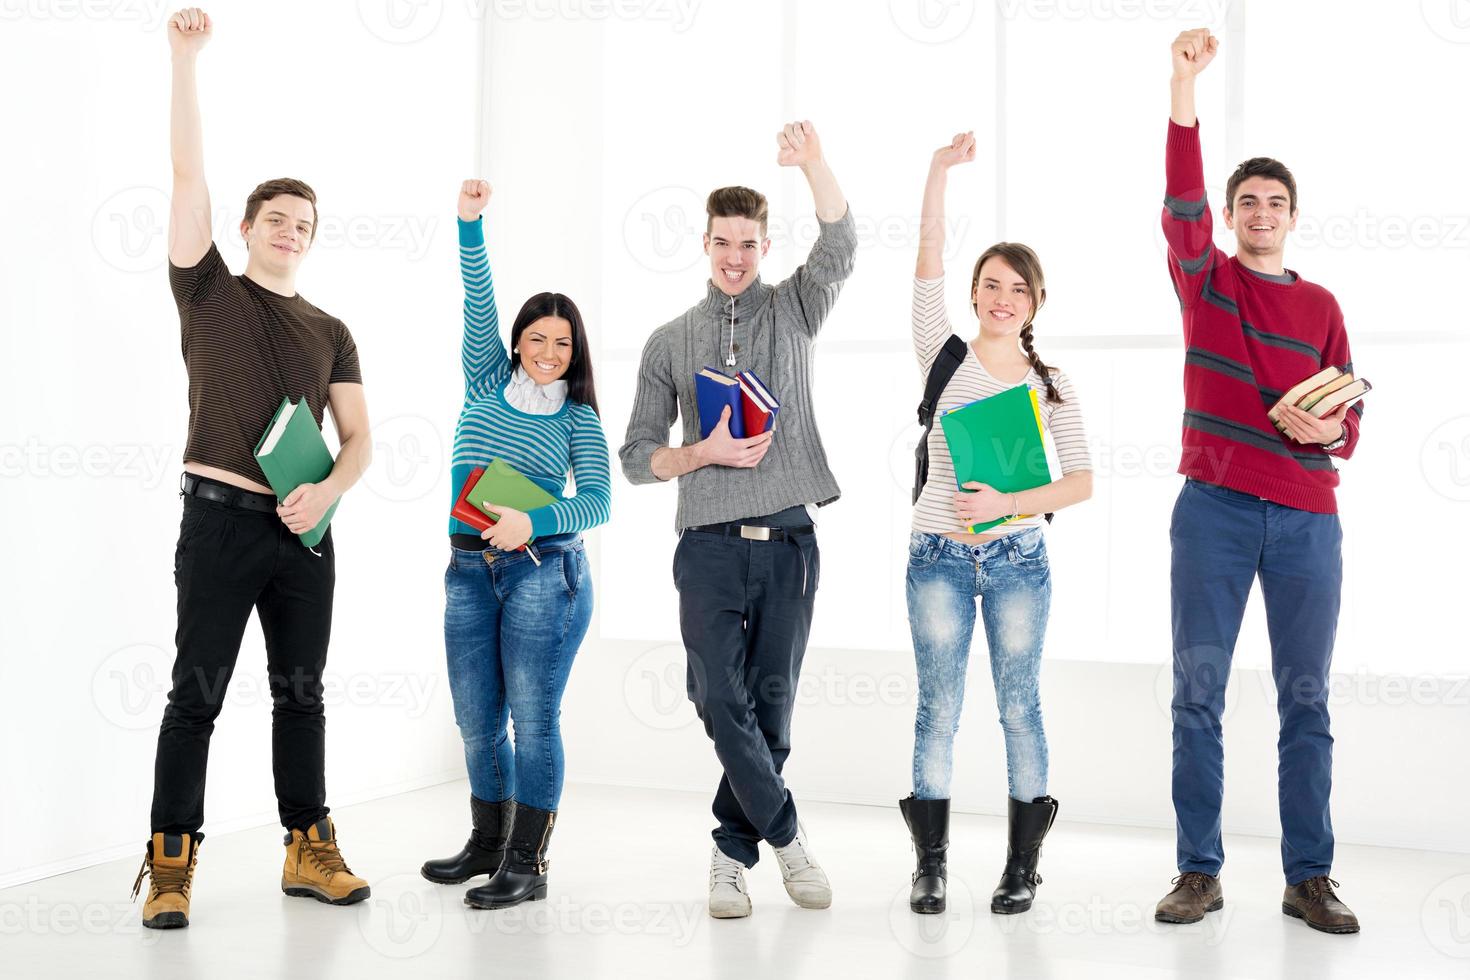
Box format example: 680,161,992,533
1225,158,1297,215
706,186,768,236
244,178,319,241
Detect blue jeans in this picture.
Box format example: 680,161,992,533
1170,479,1341,884
443,534,592,811
905,528,1052,802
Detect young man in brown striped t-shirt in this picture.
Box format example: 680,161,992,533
132,8,373,929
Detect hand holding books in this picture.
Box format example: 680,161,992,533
1268,365,1370,446
479,504,532,551
954,481,1014,527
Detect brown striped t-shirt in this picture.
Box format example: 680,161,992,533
170,243,362,488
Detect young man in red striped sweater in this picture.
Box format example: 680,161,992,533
1153,29,1362,935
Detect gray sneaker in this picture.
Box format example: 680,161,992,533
772,824,832,909
708,847,752,919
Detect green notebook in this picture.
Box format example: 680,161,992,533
465,459,557,541
938,384,1062,533
253,397,339,549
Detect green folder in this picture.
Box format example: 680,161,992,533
253,397,339,549
938,384,1062,533
465,459,557,541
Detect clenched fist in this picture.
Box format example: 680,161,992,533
776,120,823,168
1171,28,1218,79
458,179,492,222
168,8,212,57
932,131,977,171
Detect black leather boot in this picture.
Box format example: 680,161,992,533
991,795,1058,914
899,795,950,914
464,804,555,910
421,796,514,884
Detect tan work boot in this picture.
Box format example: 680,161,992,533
132,832,201,929
281,817,371,906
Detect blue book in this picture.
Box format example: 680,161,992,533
695,367,746,439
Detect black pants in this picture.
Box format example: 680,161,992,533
673,507,819,868
150,489,336,835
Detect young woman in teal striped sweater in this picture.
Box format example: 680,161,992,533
421,180,611,910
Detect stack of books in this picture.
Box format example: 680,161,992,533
694,367,780,439
1267,366,1371,433
938,384,1062,534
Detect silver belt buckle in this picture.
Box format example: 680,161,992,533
739,525,772,542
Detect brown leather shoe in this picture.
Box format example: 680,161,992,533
1155,871,1224,924
281,817,371,906
1283,876,1360,934
132,833,201,929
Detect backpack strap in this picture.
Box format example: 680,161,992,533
913,335,969,505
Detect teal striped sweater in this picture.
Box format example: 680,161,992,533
448,217,611,538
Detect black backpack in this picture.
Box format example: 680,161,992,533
913,334,1054,523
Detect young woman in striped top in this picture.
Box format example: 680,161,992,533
900,133,1093,918
421,180,611,910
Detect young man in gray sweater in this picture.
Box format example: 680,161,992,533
619,120,856,919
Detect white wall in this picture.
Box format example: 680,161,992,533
3,0,1468,889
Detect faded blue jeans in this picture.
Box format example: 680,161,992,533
443,534,592,812
905,528,1052,802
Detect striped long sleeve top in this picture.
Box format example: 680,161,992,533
911,276,1092,536
448,217,611,538
1163,120,1362,514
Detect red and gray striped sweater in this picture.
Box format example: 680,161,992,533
1163,119,1362,514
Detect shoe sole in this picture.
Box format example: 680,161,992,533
142,911,188,929
1155,897,1224,924
911,903,946,915
991,900,1033,915
463,884,548,910
786,894,832,910
419,867,495,886
709,908,752,919
1282,902,1360,934
282,882,372,906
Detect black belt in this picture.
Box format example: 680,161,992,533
685,521,814,542
180,473,278,513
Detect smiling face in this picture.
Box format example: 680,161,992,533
240,193,315,274
1225,176,1297,259
970,256,1035,338
517,315,574,384
704,215,770,297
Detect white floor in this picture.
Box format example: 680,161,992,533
3,780,1466,979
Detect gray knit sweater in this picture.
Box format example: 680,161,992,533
619,207,859,531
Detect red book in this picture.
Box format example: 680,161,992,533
451,466,492,531
737,370,778,436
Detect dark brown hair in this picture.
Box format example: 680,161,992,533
706,186,769,236
509,292,600,417
244,178,319,242
970,242,1060,403
1225,157,1297,215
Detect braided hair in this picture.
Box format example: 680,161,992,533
970,242,1062,404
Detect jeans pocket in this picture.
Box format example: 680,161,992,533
174,502,211,575
907,532,940,569
1006,528,1048,567
559,549,582,597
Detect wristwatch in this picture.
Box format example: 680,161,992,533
1321,432,1348,453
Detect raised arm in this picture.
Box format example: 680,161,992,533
912,132,975,372
775,120,858,337
456,179,509,395
1162,28,1221,310
167,7,213,269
